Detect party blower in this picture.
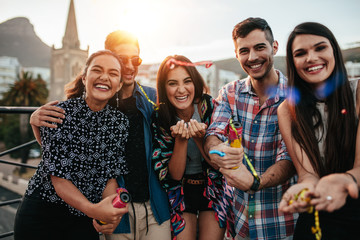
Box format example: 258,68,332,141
228,119,242,169
97,187,131,225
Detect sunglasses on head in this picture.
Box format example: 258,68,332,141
118,55,142,66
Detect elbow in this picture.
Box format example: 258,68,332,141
170,172,183,181
168,168,184,181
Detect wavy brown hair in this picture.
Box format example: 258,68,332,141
156,55,209,131
286,22,357,177
64,50,122,107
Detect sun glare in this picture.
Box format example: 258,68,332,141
112,0,161,41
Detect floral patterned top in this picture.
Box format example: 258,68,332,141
151,94,235,237
26,97,129,216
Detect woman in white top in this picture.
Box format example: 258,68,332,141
278,22,360,239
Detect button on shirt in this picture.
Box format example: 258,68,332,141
206,71,298,240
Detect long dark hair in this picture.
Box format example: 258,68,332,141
286,22,356,176
156,55,209,131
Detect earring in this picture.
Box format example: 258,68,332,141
116,92,119,108
82,89,86,100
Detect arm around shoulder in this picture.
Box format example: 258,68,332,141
30,101,65,144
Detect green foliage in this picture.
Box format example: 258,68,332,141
0,71,47,172
1,71,48,106
1,114,33,159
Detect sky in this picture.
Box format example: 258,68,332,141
0,0,360,64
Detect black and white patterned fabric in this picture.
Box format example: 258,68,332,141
26,97,129,216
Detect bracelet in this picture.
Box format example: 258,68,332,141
344,172,357,184
250,175,261,191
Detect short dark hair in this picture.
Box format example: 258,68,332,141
104,30,140,53
232,17,274,44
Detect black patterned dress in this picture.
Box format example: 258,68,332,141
14,97,129,239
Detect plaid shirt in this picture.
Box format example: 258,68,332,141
206,70,298,240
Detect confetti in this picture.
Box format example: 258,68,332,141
166,58,213,69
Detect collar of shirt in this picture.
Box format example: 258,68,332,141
240,70,288,104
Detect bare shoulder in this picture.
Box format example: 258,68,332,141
278,99,291,118
277,100,292,132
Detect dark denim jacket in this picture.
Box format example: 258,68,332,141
114,82,170,233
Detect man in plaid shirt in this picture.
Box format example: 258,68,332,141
205,18,298,240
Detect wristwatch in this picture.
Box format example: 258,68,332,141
250,175,261,192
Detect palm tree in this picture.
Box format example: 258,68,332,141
1,71,48,174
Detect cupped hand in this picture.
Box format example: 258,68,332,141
170,120,189,139
310,173,358,212
279,182,316,213
187,119,207,138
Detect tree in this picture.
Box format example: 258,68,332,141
1,71,48,174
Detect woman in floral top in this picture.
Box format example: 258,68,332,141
151,55,234,240
14,50,129,240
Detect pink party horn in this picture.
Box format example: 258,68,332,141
97,188,131,225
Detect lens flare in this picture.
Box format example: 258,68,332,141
287,87,301,106
265,85,277,98
315,72,346,99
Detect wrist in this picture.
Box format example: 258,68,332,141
344,172,357,185
249,175,261,192
82,201,96,218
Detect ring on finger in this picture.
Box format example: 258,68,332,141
326,195,333,201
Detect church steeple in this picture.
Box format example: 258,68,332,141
62,0,80,49
49,0,88,101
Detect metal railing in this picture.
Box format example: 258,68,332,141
0,106,38,239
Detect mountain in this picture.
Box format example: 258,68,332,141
0,17,51,68
343,47,360,62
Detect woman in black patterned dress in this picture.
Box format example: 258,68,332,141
14,50,129,240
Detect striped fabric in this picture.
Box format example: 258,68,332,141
206,71,298,240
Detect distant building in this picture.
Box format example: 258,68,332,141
22,67,50,86
137,64,157,89
0,56,21,99
196,65,239,97
346,61,360,79
49,0,88,101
